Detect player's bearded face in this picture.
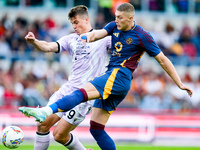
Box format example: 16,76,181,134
115,11,131,31
70,15,87,35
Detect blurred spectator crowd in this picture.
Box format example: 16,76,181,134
0,12,200,112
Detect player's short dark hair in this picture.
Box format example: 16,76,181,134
117,3,135,14
68,5,89,19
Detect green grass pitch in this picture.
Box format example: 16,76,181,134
0,143,200,150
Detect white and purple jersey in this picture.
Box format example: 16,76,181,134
51,32,111,116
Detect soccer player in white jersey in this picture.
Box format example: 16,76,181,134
24,5,111,150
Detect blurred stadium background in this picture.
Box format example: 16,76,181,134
0,0,200,148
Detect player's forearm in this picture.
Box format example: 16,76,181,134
162,59,182,86
155,53,183,88
89,29,108,42
32,39,58,53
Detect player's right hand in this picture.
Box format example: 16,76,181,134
25,32,35,44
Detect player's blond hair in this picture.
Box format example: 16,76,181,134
117,3,135,16
68,5,89,19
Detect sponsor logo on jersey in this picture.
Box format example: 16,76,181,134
114,41,122,52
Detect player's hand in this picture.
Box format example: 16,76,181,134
25,32,36,44
179,84,193,97
79,34,90,43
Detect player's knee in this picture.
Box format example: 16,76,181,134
53,130,70,144
53,132,62,143
37,122,51,133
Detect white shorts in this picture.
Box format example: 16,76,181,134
63,108,86,126
47,87,93,126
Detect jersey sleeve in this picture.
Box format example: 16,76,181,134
56,35,70,53
104,21,117,35
138,30,161,57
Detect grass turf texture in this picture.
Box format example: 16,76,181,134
0,144,200,150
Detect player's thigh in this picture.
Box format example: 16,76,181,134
37,114,61,132
84,82,101,100
90,107,110,125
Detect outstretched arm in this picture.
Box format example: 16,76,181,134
79,29,108,43
25,32,58,53
154,52,193,97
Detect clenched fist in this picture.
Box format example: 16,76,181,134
25,32,35,44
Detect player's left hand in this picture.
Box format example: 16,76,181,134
179,84,193,97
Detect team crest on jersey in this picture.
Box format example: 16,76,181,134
126,38,133,44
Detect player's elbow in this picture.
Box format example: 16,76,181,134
155,52,167,64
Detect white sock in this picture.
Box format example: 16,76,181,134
41,106,53,116
64,133,86,150
34,131,50,150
